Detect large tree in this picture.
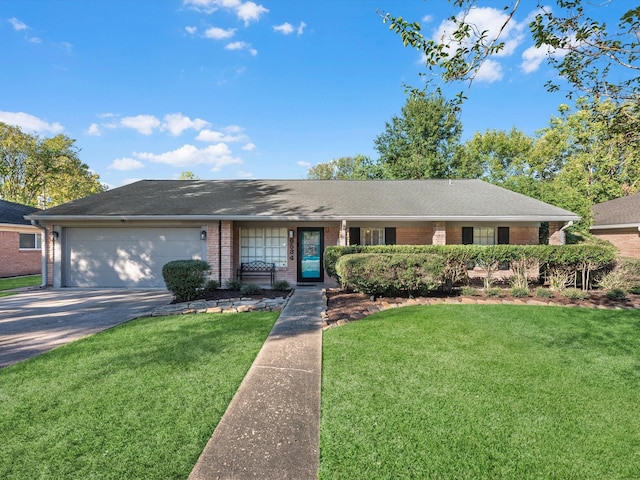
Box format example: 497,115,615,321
0,123,104,207
374,93,462,179
306,155,384,180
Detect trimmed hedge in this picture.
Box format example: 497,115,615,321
335,253,445,297
162,259,211,302
325,244,617,292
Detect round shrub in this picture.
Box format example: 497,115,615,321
562,288,588,300
225,279,243,291
535,287,553,298
510,287,530,298
606,288,627,301
162,259,211,302
203,279,220,294
484,287,504,298
272,280,291,291
241,283,262,295
460,285,480,296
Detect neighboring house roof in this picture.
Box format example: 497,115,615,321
27,179,579,223
0,199,39,227
591,193,640,230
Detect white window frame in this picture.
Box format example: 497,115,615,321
473,227,495,246
19,232,42,250
361,227,385,246
240,227,287,267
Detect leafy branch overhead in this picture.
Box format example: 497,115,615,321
380,1,640,104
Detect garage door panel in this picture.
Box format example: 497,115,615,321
65,228,202,288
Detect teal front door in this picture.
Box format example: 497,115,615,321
297,228,324,282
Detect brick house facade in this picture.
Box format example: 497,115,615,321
0,199,42,278
29,179,579,288
591,194,640,259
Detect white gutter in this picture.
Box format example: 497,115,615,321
590,223,640,230
25,214,582,223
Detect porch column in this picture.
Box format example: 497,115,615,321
220,220,234,282
432,221,447,245
338,220,347,246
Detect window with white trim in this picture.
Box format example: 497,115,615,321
19,233,41,250
473,227,495,245
361,227,385,246
240,227,287,267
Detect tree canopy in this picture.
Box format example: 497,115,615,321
0,123,104,208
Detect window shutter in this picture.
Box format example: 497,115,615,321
385,227,396,245
462,227,473,245
349,227,360,245
498,227,510,245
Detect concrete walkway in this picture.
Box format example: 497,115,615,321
189,286,324,480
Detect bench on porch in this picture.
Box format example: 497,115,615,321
237,261,275,285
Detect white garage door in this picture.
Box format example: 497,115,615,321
65,228,203,288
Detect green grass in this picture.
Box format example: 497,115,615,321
0,311,278,479
0,274,41,297
321,305,640,479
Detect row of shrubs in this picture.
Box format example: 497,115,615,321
325,244,636,297
161,260,290,302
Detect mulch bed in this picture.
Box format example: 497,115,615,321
325,288,640,325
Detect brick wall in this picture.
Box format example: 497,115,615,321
0,230,42,278
396,226,433,245
548,222,565,245
509,226,539,245
592,228,640,258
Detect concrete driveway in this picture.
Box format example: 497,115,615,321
0,288,173,369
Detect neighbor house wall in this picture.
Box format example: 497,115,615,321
592,228,640,258
0,230,42,278
396,226,433,245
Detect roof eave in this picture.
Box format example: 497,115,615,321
591,222,640,230
26,214,580,223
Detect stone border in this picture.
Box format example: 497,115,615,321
152,291,293,316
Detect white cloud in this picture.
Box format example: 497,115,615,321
9,17,28,31
237,1,268,25
204,26,236,39
120,115,161,135
86,123,101,136
273,22,294,35
521,41,568,74
0,111,64,134
273,21,306,36
29,37,42,44
432,6,527,82
183,0,268,25
109,158,145,170
162,113,210,136
225,41,257,55
241,142,255,151
422,15,433,24
135,144,242,171
185,26,198,34
297,160,311,167
196,125,247,143
475,58,503,82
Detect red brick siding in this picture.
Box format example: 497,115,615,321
509,226,539,245
0,230,42,278
396,226,433,245
592,229,640,258
548,222,565,245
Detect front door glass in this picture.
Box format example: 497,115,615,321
299,229,323,281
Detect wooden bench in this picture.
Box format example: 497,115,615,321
237,261,275,285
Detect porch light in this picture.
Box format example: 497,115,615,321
52,231,59,240
289,229,294,238
200,230,207,241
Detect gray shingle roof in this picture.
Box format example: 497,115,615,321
28,179,579,222
0,199,39,225
592,193,640,228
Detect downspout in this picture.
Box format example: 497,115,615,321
558,221,574,245
218,220,222,285
30,219,47,287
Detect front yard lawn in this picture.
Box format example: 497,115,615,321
0,311,278,479
0,274,41,297
321,304,640,479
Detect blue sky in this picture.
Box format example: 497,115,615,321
0,1,625,188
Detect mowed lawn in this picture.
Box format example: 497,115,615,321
0,275,41,297
0,311,278,480
321,304,640,479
